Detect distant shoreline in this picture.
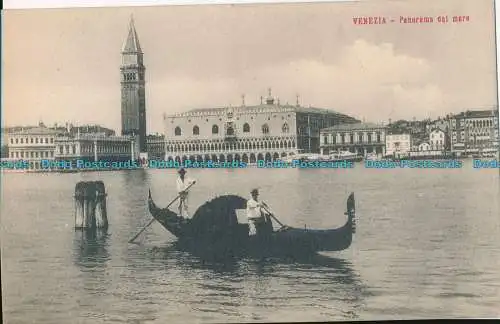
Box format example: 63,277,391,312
1,157,499,173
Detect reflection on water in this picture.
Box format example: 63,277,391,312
73,228,110,269
142,243,366,321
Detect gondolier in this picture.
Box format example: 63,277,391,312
176,168,195,217
246,188,272,236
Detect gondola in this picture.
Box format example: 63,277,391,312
147,190,357,257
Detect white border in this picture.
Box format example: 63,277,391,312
2,0,500,142
3,0,356,9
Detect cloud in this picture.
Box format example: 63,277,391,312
147,39,446,131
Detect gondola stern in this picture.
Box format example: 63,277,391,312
344,192,356,234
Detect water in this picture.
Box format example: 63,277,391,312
1,160,500,323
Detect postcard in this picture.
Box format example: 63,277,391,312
1,0,499,322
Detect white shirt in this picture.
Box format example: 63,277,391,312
246,198,263,221
176,177,194,195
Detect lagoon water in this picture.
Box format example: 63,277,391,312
1,160,500,323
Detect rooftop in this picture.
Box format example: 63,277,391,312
167,88,356,119
171,103,355,118
9,126,65,135
321,122,386,132
454,109,498,119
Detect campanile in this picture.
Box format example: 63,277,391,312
120,16,146,152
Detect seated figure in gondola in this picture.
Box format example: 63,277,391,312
246,188,273,236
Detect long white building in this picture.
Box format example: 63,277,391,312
4,124,64,170
164,90,359,163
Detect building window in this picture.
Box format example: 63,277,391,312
212,125,219,134
31,138,33,144
243,123,250,133
72,145,76,154
350,134,354,143
226,126,234,136
262,124,269,135
377,134,381,143
323,136,328,144
15,138,19,144
282,123,289,133
368,134,372,143
175,127,181,136
193,125,200,135
45,138,49,144
20,138,24,144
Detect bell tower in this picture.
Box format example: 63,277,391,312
120,15,147,152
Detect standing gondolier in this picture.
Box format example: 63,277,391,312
176,168,195,217
246,188,273,236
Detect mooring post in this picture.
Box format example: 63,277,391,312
74,181,108,229
74,182,86,228
94,181,108,229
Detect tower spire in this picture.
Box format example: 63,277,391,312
123,14,142,53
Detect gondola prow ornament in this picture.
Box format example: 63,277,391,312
128,179,197,243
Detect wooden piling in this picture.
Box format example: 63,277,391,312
74,181,108,229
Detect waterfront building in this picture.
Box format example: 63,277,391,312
1,129,9,158
426,117,449,133
418,142,431,151
1,145,8,159
408,141,445,158
385,133,412,158
319,122,387,156
429,129,446,151
164,90,359,163
120,16,147,153
146,134,165,160
4,123,65,170
54,134,139,164
450,109,498,155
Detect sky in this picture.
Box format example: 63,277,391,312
2,0,498,134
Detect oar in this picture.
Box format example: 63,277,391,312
261,201,287,229
128,180,196,243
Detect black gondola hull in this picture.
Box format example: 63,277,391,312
146,192,356,257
